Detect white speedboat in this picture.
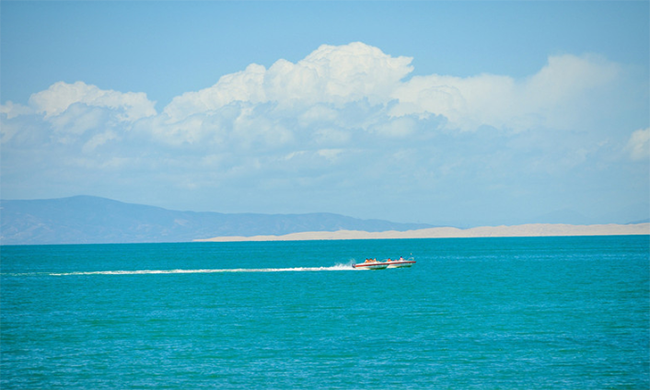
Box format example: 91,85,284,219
386,258,416,268
352,258,416,270
352,259,389,270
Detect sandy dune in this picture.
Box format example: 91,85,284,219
195,223,650,242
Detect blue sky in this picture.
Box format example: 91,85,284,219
1,1,648,226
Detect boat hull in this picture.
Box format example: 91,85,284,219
353,260,416,270
352,262,389,270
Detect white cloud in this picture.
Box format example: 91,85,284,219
0,81,157,147
627,128,650,160
162,64,267,122
28,81,157,121
163,42,413,122
3,43,623,154
390,54,620,131
266,42,412,106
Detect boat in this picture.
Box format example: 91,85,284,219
352,259,389,270
386,257,416,268
352,258,416,270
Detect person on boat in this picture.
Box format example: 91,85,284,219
399,256,404,261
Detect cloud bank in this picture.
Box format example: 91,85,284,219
2,42,622,143
1,42,646,223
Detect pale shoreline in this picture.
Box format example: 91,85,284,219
195,223,650,242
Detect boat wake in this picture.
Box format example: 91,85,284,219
49,264,356,276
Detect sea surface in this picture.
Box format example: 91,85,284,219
1,236,649,389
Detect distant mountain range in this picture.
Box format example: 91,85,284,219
0,196,434,245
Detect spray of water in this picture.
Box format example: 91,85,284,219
50,263,357,276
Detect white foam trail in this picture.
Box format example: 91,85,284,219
50,264,356,276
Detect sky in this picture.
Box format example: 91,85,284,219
1,1,649,227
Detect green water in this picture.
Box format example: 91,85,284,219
2,236,648,388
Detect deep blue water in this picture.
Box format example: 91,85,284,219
2,236,649,389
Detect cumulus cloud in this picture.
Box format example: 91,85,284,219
29,81,157,121
162,42,413,122
390,54,620,131
1,42,624,149
627,128,650,160
0,42,641,218
0,81,157,145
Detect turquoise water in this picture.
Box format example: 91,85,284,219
2,236,649,389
